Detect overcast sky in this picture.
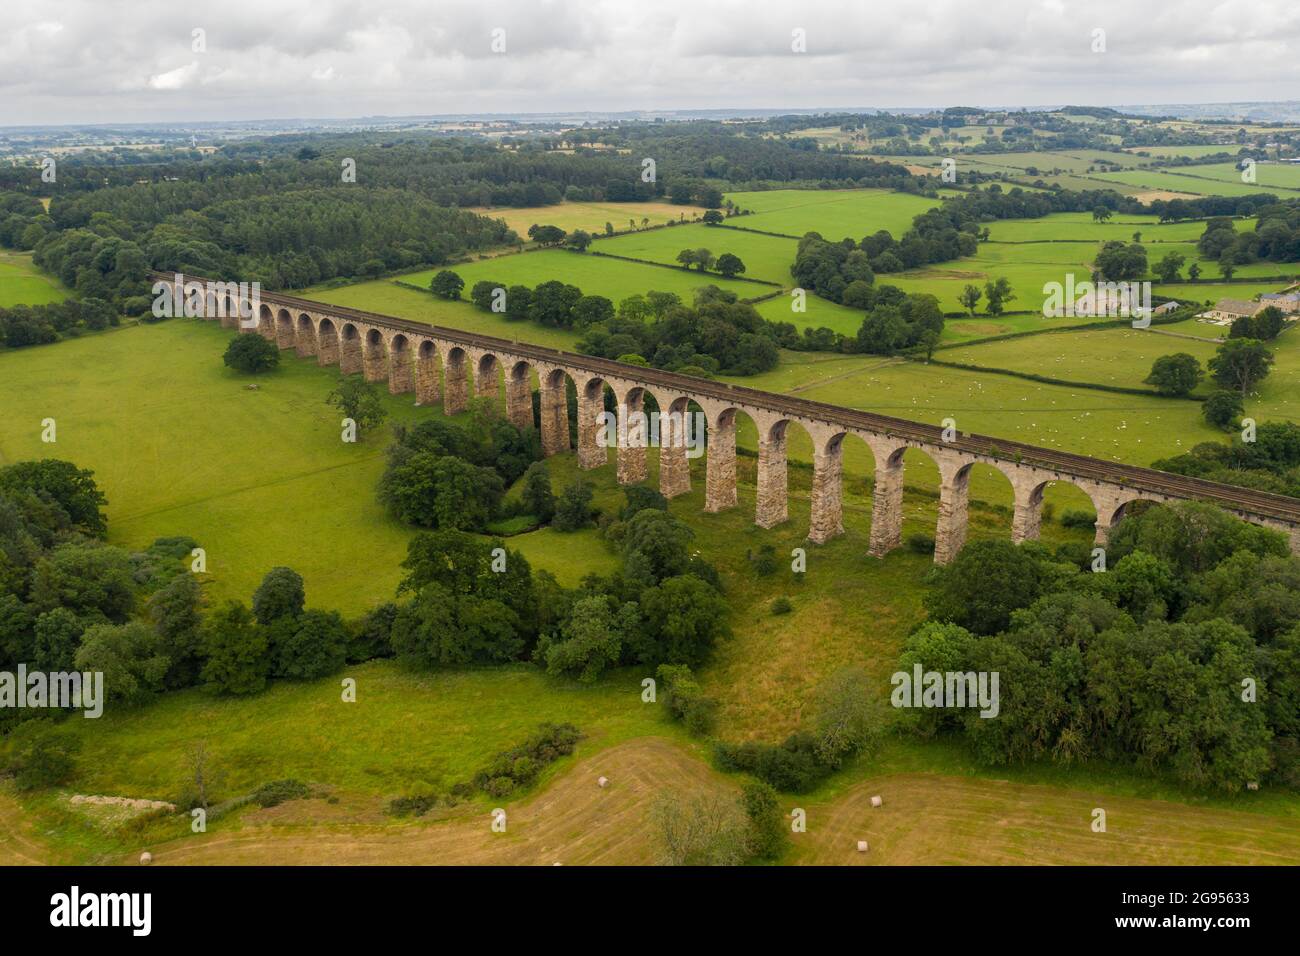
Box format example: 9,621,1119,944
2,0,1298,126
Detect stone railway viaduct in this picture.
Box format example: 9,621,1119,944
160,273,1300,560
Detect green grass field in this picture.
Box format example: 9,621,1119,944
985,211,1251,243
1156,281,1296,307
1095,166,1299,198
0,252,71,307
0,321,619,615
878,239,1100,313
305,279,583,349
942,326,1222,394
593,222,797,284
723,188,944,240
1123,145,1243,160
1162,161,1300,192
402,248,759,305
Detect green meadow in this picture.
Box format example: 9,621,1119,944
942,326,1221,393
402,248,758,305
984,212,1248,243
593,222,797,284
0,321,616,615
1094,166,1298,198
305,278,583,350
1123,145,1243,160
0,251,72,307
723,188,944,240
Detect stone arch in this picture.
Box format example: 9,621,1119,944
339,323,363,375
387,333,414,394
415,340,442,405
257,303,275,340
822,431,877,542
654,393,696,499
275,308,295,350
1012,475,1098,548
616,385,652,484
943,459,1017,560
576,375,610,470
539,367,572,458
362,327,388,383
294,313,318,357
505,360,534,430
316,317,340,367
753,416,815,531
865,440,945,559
443,346,469,415
475,353,501,400
221,293,238,329
1108,496,1164,529
701,404,757,514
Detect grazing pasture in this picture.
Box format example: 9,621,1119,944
941,326,1221,393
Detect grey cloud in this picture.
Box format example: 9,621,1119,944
2,0,1298,125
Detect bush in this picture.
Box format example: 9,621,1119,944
658,664,719,737
470,723,583,795
770,597,792,615
1,720,80,791
1060,509,1097,530
619,485,668,521
430,270,464,300
1203,389,1245,430
714,732,830,793
223,334,280,374
552,480,596,532
905,533,935,554
751,544,779,577
741,781,787,861
252,778,309,808
387,792,438,817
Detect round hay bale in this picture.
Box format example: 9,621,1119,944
139,851,153,865
856,840,869,853
870,795,883,808
597,776,609,788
